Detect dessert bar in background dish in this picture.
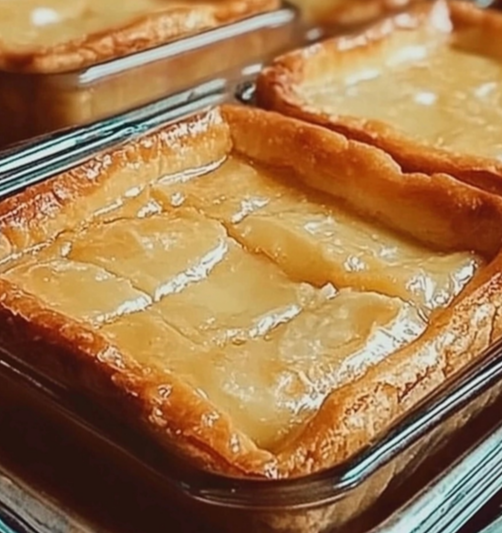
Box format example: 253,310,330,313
0,0,279,73
0,0,290,147
1,106,502,479
257,0,502,194
289,0,417,26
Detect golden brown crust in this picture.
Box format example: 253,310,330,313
278,257,502,475
2,104,502,478
223,104,502,473
256,1,502,195
222,105,502,259
0,0,279,74
0,107,232,260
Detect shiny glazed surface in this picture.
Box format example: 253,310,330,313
0,0,221,50
0,156,481,449
300,39,502,159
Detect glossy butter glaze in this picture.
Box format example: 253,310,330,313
154,156,481,314
0,154,481,449
300,42,502,159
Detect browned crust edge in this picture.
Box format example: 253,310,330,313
1,105,502,478
222,105,502,259
256,0,502,195
278,258,502,474
0,0,279,74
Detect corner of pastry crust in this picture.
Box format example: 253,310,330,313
0,276,280,478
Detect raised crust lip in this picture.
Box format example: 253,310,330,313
256,0,502,195
2,104,502,479
0,0,279,74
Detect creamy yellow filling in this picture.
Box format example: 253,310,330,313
300,42,502,159
67,210,322,347
106,287,427,449
0,155,482,448
188,289,425,448
5,247,426,448
4,258,151,326
0,0,219,50
153,156,480,314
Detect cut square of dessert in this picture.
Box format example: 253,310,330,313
257,0,502,194
0,105,502,480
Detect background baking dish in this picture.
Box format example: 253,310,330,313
0,2,297,149
255,0,502,194
0,0,497,151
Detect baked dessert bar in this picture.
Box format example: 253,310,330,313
257,0,502,194
289,0,415,26
1,105,502,478
0,0,283,146
0,0,278,73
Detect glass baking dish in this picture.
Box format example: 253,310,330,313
2,101,502,533
0,2,298,148
0,84,229,190
1,334,502,533
371,412,502,533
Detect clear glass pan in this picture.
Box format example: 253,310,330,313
0,2,298,147
1,336,502,533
